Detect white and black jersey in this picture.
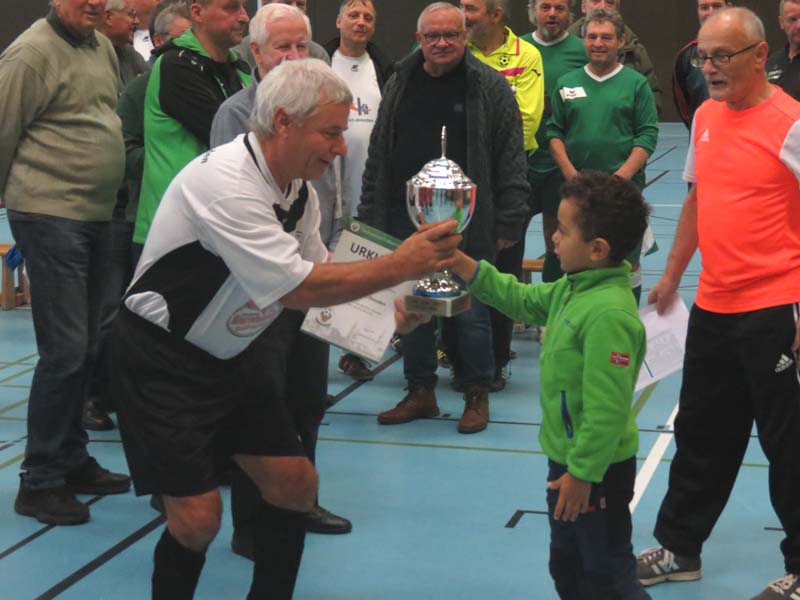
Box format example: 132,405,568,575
124,133,328,359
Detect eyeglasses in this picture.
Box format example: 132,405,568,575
420,31,463,44
110,8,138,18
690,42,759,68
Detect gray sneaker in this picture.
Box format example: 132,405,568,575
637,547,702,586
750,574,800,599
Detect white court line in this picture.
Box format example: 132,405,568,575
630,402,680,513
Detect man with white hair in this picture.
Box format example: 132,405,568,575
637,9,800,599
359,2,530,434
97,0,149,89
234,0,331,69
0,0,130,526
112,58,461,599
210,2,354,546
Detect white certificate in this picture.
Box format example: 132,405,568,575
635,295,690,392
301,221,413,363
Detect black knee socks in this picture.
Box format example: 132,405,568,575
152,527,207,600
247,502,308,600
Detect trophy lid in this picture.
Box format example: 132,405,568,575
407,126,475,192
406,127,476,233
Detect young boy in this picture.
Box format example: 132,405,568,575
450,171,651,599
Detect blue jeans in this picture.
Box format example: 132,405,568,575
402,296,494,386
10,214,112,489
547,458,651,600
87,219,135,408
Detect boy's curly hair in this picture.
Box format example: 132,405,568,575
560,171,650,263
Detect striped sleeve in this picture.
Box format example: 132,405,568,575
779,119,800,189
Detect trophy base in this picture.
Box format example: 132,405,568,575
404,291,471,317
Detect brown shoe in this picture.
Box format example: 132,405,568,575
377,383,439,425
458,384,489,433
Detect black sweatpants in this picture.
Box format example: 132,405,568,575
654,303,800,573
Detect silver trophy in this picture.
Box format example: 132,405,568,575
404,127,476,317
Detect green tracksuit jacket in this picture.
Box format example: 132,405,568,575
469,261,645,482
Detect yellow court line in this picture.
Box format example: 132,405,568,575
0,398,28,416
0,453,23,471
0,353,38,372
0,366,35,385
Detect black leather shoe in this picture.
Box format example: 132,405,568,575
65,457,131,495
15,484,89,525
231,529,254,561
149,493,165,514
82,400,114,431
305,504,352,534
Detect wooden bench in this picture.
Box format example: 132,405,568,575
520,257,545,284
0,243,30,310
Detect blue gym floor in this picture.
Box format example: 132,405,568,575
0,124,780,599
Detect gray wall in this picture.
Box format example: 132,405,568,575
3,0,788,123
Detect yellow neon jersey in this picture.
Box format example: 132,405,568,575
468,27,545,152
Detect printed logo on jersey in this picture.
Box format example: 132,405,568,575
766,68,782,82
610,352,630,367
699,129,710,143
351,64,359,72
227,300,281,337
351,97,371,116
559,86,587,101
498,55,510,67
775,353,794,373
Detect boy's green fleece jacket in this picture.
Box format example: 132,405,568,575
469,260,646,482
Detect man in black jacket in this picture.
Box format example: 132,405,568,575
358,2,529,434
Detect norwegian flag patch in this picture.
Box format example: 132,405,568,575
610,352,630,366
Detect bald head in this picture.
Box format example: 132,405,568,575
701,6,765,42
697,7,771,110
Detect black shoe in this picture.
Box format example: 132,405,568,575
81,400,114,431
15,485,90,525
149,493,165,514
65,457,131,495
305,504,352,534
231,529,254,561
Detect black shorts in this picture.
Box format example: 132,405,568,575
111,308,304,497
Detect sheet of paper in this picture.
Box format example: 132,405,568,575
635,295,690,392
301,222,410,363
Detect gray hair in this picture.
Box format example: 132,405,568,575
584,8,625,37
153,2,190,40
338,0,375,17
704,6,765,41
780,0,800,18
106,0,129,12
527,0,575,27
251,59,353,139
250,3,311,47
417,2,466,32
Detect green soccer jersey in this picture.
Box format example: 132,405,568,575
547,64,658,190
520,31,586,173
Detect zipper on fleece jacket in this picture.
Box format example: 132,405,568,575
561,390,574,439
